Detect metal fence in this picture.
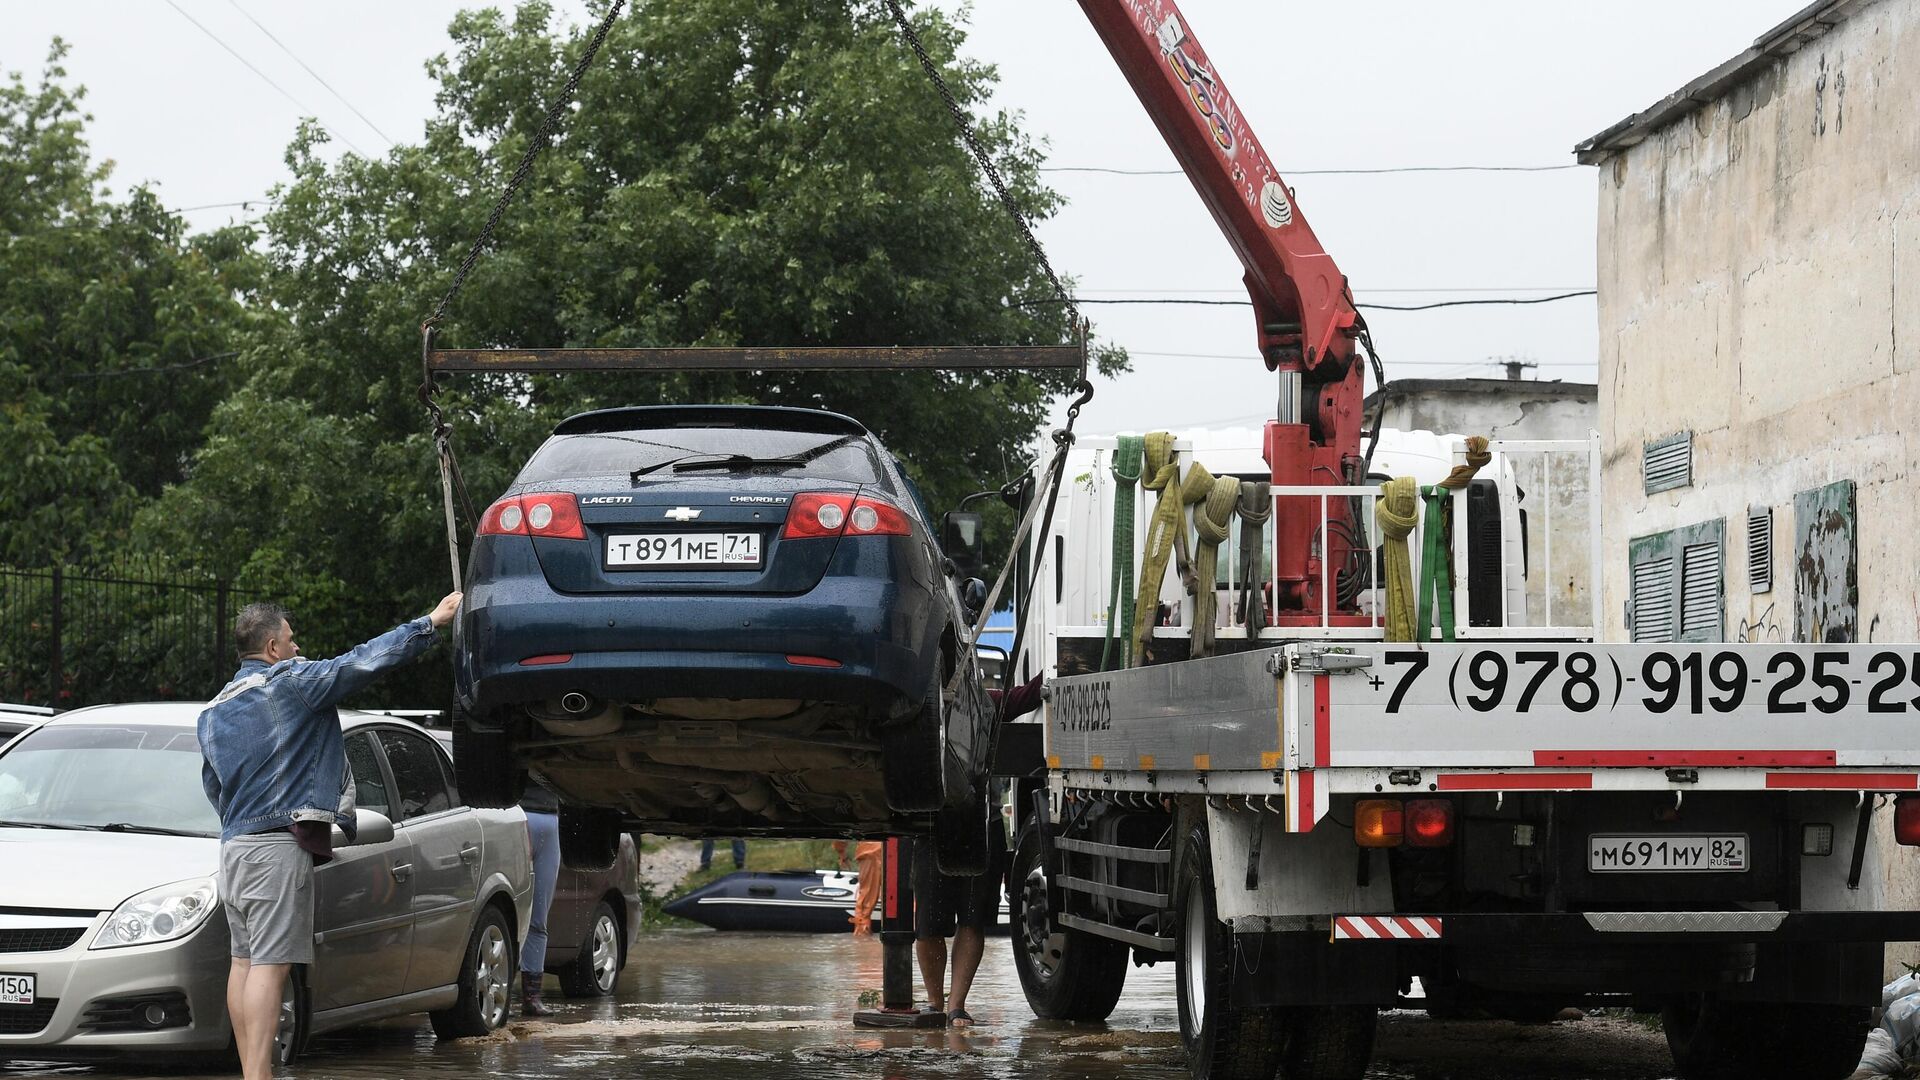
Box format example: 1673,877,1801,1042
0,561,257,710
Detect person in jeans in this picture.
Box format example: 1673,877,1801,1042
518,779,561,1015
198,593,459,1080
699,837,746,871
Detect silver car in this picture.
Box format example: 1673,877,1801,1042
0,703,532,1068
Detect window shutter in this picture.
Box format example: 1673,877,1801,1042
1629,531,1676,643
1680,539,1723,641
1747,507,1773,594
1643,432,1693,494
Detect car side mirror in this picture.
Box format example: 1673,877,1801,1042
974,644,1008,691
961,577,987,617
942,511,986,577
333,808,395,849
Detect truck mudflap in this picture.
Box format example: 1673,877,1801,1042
1307,910,1920,944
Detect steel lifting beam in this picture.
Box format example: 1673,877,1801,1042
426,345,1084,373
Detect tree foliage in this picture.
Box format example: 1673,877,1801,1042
14,1,1123,707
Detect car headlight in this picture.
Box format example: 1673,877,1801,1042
91,877,218,950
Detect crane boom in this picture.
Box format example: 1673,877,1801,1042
1079,0,1369,624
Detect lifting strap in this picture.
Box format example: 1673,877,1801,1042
1412,436,1493,643
1235,481,1271,633
1375,476,1420,642
1100,434,1144,671
1130,432,1182,665
1188,470,1240,658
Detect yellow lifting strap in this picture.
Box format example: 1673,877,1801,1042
1187,469,1240,658
1131,431,1183,664
1377,436,1492,643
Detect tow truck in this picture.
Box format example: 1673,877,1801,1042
964,4,1920,1080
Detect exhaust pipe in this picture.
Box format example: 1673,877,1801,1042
533,692,622,738
560,691,594,715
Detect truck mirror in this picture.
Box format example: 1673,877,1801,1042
942,511,985,576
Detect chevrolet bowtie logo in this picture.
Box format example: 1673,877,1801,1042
664,506,701,522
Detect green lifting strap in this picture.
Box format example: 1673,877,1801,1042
1131,431,1183,665
1101,435,1145,671
1415,485,1456,643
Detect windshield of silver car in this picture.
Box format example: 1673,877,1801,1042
0,723,220,836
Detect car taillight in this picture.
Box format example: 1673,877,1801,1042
783,493,911,539
1354,800,1403,848
1405,800,1454,848
476,493,584,540
1896,797,1920,846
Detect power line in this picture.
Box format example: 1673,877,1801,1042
170,199,276,214
1041,163,1582,177
161,0,365,155
1122,349,1594,368
33,350,241,382
1080,285,1595,296
1024,291,1596,312
225,0,394,147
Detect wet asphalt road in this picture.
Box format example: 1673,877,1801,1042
2,930,1681,1080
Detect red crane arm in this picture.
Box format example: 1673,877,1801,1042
1076,0,1357,376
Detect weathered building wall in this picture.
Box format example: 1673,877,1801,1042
1368,380,1597,630
1589,0,1920,970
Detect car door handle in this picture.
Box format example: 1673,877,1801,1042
459,844,481,864
391,863,413,883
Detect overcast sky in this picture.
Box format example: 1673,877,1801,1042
5,1,1808,433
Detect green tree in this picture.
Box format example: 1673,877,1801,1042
0,42,263,566
143,0,1121,706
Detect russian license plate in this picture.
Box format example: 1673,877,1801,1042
1589,834,1748,872
0,973,33,1006
607,532,760,568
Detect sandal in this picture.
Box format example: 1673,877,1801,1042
948,1008,975,1027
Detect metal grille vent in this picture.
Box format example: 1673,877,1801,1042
1681,542,1722,638
1631,556,1674,642
1644,432,1693,494
1747,507,1773,593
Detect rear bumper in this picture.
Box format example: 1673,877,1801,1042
458,576,938,717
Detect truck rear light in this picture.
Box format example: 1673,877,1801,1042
1896,797,1920,847
1405,800,1454,847
1801,822,1835,856
1354,800,1403,848
477,493,584,540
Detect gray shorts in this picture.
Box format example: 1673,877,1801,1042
221,832,314,965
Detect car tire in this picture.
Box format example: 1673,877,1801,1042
1663,996,1870,1080
1176,822,1287,1080
453,708,523,810
1008,819,1127,1021
933,785,990,875
271,965,312,1067
883,670,945,813
430,904,515,1039
559,807,622,872
557,900,623,997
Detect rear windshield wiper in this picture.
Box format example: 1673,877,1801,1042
99,822,204,837
670,454,808,473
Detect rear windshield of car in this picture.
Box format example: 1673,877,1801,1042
0,723,219,836
518,426,886,488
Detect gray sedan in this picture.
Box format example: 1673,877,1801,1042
0,703,532,1068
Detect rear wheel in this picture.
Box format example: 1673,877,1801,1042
558,901,622,997
453,708,522,810
431,905,515,1039
1176,823,1285,1080
1008,819,1127,1021
882,670,944,813
559,808,623,873
1663,996,1869,1080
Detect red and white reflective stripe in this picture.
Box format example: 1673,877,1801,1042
1332,915,1443,941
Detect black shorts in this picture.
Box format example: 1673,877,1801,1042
912,825,1008,939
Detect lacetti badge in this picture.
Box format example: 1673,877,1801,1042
664,507,701,522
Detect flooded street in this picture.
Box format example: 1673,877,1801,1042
2,930,1684,1079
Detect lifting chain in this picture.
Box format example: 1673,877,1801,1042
416,0,627,590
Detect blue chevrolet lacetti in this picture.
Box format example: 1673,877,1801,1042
452,405,995,872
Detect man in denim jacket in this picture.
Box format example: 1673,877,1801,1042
199,592,459,1080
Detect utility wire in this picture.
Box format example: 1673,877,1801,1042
224,0,394,147
1123,349,1593,368
1042,164,1582,176
161,0,365,155
31,350,241,382
1022,291,1596,312
1080,285,1594,295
